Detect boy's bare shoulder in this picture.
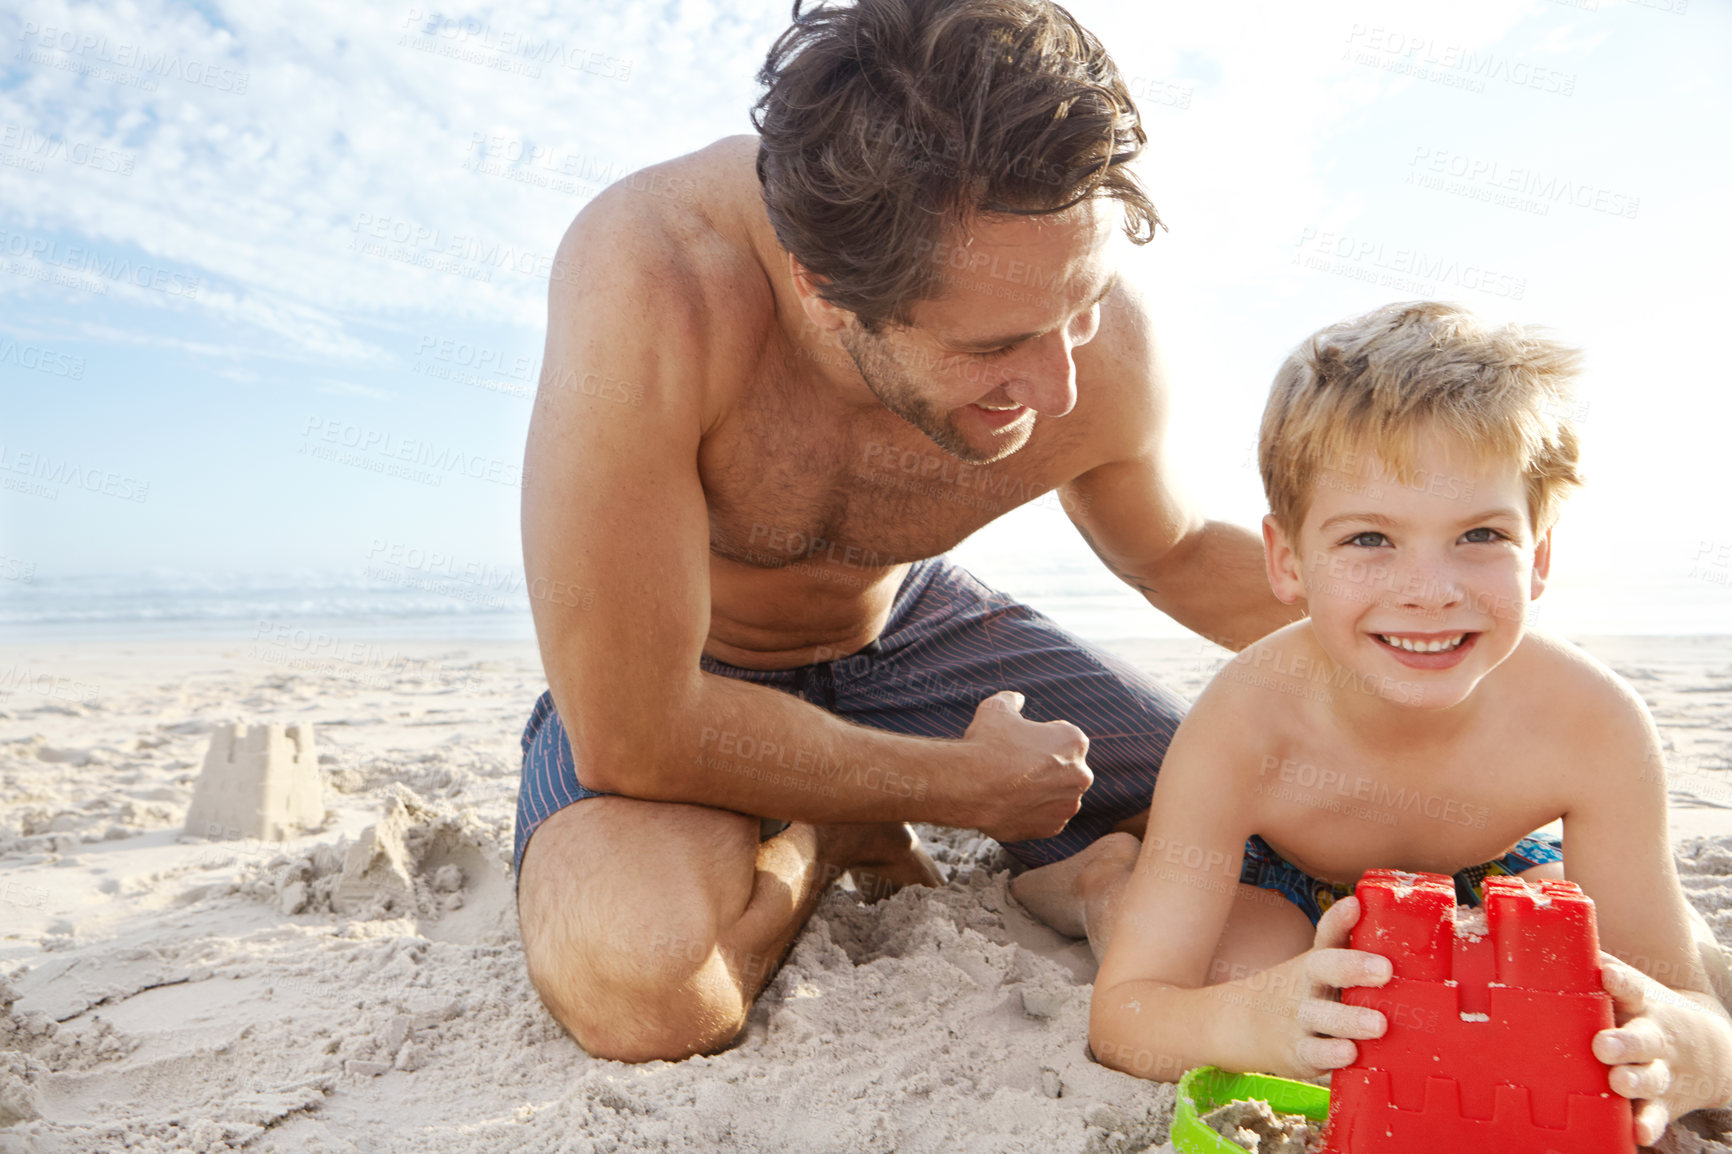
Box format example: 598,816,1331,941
1177,621,1320,762
1503,631,1657,752
1203,621,1332,705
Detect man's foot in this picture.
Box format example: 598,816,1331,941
813,821,942,903
1009,832,1140,954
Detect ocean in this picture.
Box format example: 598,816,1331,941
3,549,1730,645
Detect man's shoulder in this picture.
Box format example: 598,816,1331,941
556,136,776,358
1066,273,1169,471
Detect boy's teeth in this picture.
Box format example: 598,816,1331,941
1379,633,1465,653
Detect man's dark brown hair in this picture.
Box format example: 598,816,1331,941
752,0,1161,332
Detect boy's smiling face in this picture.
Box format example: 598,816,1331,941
1262,430,1553,710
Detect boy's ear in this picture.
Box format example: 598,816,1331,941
1262,514,1306,604
1529,525,1554,600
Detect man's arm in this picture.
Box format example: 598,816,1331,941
1062,286,1302,652
523,197,1088,841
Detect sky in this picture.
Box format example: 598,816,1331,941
1,0,1729,638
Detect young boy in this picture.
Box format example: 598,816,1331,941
1013,301,1732,1145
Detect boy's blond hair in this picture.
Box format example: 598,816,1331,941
1259,301,1584,537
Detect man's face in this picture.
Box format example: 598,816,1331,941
840,200,1121,464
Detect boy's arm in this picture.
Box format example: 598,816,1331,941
1089,687,1389,1080
1560,674,1732,1136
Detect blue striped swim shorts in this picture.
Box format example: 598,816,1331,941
1238,831,1567,927
514,554,1189,874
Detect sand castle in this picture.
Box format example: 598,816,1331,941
183,721,324,842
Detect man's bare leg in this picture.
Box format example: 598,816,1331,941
517,797,936,1062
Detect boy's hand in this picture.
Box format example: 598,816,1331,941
1285,896,1395,1077
1594,953,1732,1146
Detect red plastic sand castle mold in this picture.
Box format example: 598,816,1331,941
1321,869,1633,1154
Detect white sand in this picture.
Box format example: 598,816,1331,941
1,636,1729,1153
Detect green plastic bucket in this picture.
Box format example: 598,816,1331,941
1170,1066,1331,1153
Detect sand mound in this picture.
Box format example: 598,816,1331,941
234,785,514,945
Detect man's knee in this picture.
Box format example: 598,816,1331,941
534,946,748,1063
515,803,762,1062
521,897,748,1062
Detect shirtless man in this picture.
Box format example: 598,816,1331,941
515,0,1301,1063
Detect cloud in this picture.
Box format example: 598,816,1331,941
0,0,785,354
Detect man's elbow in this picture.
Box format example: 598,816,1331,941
565,725,673,797
545,668,705,797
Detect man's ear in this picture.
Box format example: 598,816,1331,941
1529,525,1554,600
789,254,849,336
1263,514,1306,604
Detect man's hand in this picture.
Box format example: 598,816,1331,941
1595,953,1732,1146
1280,896,1394,1078
958,691,1092,843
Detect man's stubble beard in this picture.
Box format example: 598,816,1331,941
839,325,1031,466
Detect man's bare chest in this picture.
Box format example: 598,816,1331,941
699,383,1081,571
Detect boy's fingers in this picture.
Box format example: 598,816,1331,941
1306,947,1392,990
1599,953,1649,1016
1608,1058,1671,1101
1634,1099,1671,1148
1297,998,1386,1041
1313,896,1361,950
1293,1035,1357,1073
1593,1018,1665,1066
